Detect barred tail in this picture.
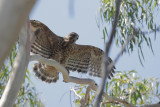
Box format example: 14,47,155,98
33,63,59,83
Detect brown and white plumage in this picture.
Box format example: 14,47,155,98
30,20,115,83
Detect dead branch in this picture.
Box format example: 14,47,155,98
0,0,36,69
30,54,135,106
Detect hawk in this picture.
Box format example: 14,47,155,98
30,20,115,83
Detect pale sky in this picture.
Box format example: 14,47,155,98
29,0,160,107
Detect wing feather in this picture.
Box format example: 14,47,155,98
30,20,60,58
66,44,115,79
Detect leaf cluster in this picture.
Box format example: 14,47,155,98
74,71,160,106
104,70,160,106
99,0,159,64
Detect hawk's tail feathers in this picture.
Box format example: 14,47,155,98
33,63,59,83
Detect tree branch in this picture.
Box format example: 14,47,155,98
29,51,160,107
0,20,36,107
142,102,160,107
69,76,135,107
94,0,122,106
30,54,134,106
0,0,37,69
141,25,160,35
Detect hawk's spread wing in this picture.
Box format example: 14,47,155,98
66,44,115,79
30,20,63,83
30,20,63,59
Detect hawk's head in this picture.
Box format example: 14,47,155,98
66,32,79,43
64,32,79,43
63,32,79,48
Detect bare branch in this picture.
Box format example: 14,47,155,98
101,101,120,106
69,76,97,87
95,0,122,106
71,87,82,99
29,53,136,107
0,0,37,69
69,76,135,107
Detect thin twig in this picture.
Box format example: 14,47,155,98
141,25,160,35
71,87,85,107
71,88,82,99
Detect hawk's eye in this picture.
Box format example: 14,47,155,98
77,36,79,39
70,35,74,40
70,34,77,39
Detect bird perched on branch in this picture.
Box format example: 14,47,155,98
30,20,115,83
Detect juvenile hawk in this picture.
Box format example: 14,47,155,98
30,20,115,83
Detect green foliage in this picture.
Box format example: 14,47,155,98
74,71,160,106
0,45,44,107
98,0,159,63
104,71,160,106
